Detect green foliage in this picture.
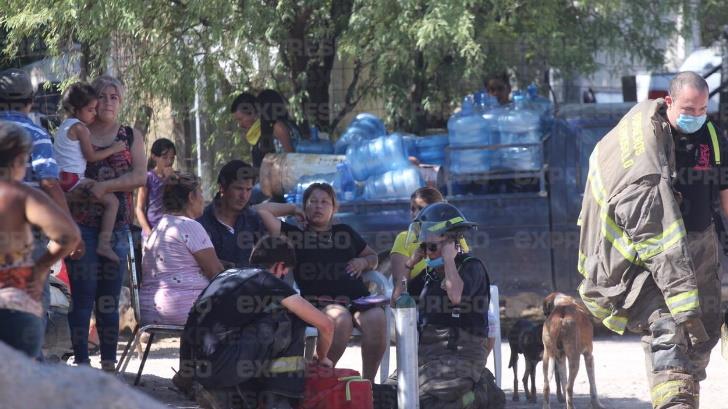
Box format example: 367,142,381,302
1,0,689,142
700,0,728,46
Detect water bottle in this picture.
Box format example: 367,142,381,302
351,113,387,137
448,96,496,174
401,134,419,158
333,162,357,202
498,92,540,144
334,127,369,154
293,172,337,204
526,83,553,117
296,126,334,154
362,166,424,200
526,83,554,134
414,134,448,165
395,278,420,409
346,133,409,182
481,94,502,145
497,92,542,171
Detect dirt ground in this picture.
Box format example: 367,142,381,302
98,333,728,409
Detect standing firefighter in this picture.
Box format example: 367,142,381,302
578,71,725,408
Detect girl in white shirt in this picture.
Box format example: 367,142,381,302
54,82,126,263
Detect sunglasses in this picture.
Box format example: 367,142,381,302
420,242,442,252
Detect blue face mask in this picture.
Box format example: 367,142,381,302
676,114,706,134
426,257,445,269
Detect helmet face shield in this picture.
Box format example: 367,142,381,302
408,202,478,244
406,221,423,245
408,217,471,243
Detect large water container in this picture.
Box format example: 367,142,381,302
481,94,502,145
497,92,541,144
291,172,337,205
296,127,335,154
350,113,387,137
346,133,409,181
496,92,543,171
526,84,553,118
401,134,419,158
363,166,424,200
414,134,448,165
448,96,491,147
447,96,497,174
333,162,357,202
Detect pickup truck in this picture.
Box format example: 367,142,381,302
336,103,635,296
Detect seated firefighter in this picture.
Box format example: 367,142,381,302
176,236,334,409
410,203,496,408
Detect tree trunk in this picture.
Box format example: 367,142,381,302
408,50,428,134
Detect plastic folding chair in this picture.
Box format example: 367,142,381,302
115,230,184,385
489,284,502,388
302,270,393,384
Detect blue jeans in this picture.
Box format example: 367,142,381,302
66,225,129,364
0,308,44,357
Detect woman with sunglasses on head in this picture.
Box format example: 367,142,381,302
410,202,495,408
255,183,386,382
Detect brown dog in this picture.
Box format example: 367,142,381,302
542,292,604,409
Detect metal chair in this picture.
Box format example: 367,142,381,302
302,270,393,384
115,231,184,385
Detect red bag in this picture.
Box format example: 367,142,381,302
299,364,374,409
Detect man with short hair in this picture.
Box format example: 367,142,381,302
177,235,334,409
197,160,267,268
0,68,74,355
578,71,725,408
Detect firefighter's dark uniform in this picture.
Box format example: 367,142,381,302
577,99,723,408
179,268,305,408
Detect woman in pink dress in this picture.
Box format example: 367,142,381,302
140,172,224,326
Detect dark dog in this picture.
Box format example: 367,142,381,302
508,319,544,402
542,292,604,409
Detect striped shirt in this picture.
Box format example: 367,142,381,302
0,111,59,187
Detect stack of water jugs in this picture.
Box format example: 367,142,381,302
447,85,552,175
287,113,424,204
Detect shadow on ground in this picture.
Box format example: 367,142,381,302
506,393,650,409
116,372,196,408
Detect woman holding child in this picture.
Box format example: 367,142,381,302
64,75,147,370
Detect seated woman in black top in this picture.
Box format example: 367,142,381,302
409,202,492,408
256,183,386,382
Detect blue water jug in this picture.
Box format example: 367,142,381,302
447,96,497,174
414,134,448,165
293,172,337,205
496,92,543,171
363,166,424,200
399,133,419,158
526,83,554,134
497,92,541,145
346,133,409,181
481,94,502,145
333,162,357,202
526,84,553,117
499,146,542,171
297,126,334,154
351,113,387,137
448,96,491,147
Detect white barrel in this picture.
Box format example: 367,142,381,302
395,305,420,409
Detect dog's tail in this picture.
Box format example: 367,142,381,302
508,347,517,368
